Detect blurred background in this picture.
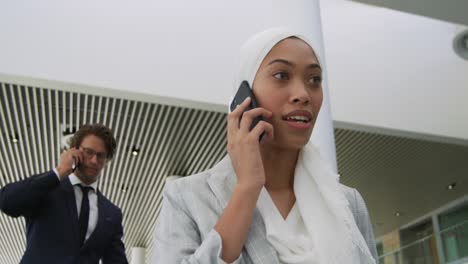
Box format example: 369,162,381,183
0,0,467,263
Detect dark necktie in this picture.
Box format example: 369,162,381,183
78,185,92,246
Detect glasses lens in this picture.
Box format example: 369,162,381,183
97,153,106,161
84,148,95,157
81,147,106,161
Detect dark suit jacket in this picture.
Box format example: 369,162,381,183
0,171,128,264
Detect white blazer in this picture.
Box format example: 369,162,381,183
152,156,378,263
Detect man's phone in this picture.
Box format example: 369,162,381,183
72,158,77,172
72,147,79,172
230,81,265,140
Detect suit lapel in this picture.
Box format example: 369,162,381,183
62,178,80,245
207,156,279,264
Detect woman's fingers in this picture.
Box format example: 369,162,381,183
250,120,274,143
238,108,272,134
227,97,251,137
227,96,273,145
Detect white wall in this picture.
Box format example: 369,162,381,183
1,0,467,141
320,0,468,141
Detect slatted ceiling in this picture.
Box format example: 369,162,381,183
347,133,387,186
187,113,225,175
0,215,14,257
104,98,127,199
186,112,220,173
158,108,191,178
336,127,468,236
26,88,38,173
96,99,110,191
120,104,159,212
110,101,134,201
0,217,15,263
175,112,209,175
0,83,228,263
203,117,226,172
0,90,19,182
175,111,204,174
161,108,189,175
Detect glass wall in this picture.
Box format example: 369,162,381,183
378,199,468,264
399,220,439,264
438,203,468,263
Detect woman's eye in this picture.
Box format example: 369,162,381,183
309,76,322,85
273,72,289,80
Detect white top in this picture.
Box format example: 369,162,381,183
256,145,376,264
283,203,309,248
54,170,98,242
257,189,317,264
221,200,309,264
221,197,310,264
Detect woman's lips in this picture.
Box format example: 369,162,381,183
284,120,312,129
282,110,313,129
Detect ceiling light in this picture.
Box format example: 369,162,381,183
447,182,456,190
10,133,19,143
131,146,140,156
395,212,401,217
453,28,468,60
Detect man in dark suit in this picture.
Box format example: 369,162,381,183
0,124,128,264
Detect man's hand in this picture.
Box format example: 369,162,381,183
55,148,84,180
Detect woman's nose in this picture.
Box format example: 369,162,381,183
290,81,310,105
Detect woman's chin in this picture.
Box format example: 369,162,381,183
291,140,310,150
265,137,310,151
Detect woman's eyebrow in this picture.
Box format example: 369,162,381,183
268,59,322,71
306,63,322,71
268,59,293,66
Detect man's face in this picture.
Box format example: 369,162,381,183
76,134,108,184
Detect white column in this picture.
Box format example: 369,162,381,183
131,247,145,264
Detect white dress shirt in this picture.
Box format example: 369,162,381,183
54,170,99,242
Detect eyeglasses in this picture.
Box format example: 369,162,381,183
80,147,108,162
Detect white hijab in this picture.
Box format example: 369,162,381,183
229,28,376,264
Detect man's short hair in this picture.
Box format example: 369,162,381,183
69,124,117,160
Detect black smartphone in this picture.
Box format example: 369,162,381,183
72,158,78,173
72,147,79,172
230,81,265,140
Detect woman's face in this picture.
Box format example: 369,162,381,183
252,37,323,150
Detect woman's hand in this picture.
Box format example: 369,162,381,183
227,97,273,190
215,98,273,262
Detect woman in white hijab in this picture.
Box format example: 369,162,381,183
152,28,378,264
